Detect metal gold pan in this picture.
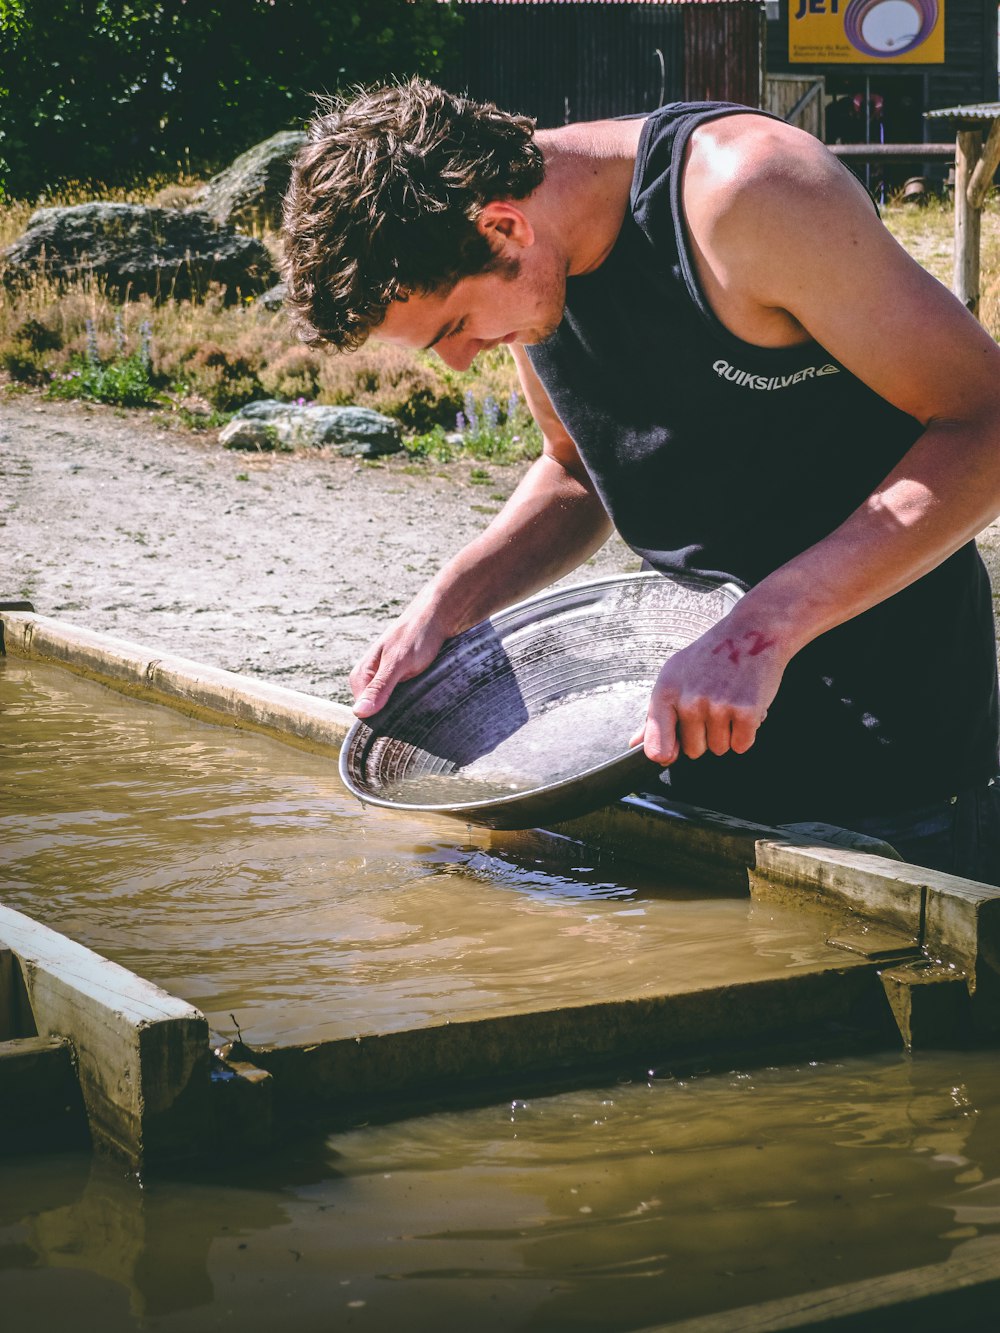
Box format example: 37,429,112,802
339,571,744,830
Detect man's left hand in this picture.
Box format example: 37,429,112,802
629,618,789,764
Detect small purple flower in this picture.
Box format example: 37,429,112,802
463,390,479,434
455,410,466,434
85,318,100,369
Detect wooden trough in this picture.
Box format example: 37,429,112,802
2,606,999,1184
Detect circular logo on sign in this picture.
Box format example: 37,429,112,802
843,0,938,58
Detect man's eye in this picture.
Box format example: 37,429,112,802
448,320,466,339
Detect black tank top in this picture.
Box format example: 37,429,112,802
527,101,999,824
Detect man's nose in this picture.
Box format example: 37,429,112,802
434,343,479,373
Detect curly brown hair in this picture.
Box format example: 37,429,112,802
281,78,545,352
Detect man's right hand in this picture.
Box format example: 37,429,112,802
348,600,451,718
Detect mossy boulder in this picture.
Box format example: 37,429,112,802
189,131,307,231
221,400,402,457
2,203,276,302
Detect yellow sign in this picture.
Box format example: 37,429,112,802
789,0,945,64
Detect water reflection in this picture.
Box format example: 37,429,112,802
4,1052,1000,1330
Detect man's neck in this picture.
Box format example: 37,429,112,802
533,119,646,277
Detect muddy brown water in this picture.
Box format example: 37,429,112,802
2,658,852,1048
6,657,1000,1330
3,1052,1000,1331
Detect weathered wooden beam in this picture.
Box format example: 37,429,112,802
0,611,354,754
954,129,983,315
0,948,16,1041
828,143,954,160
658,1237,1000,1331
967,117,1000,210
0,904,210,1168
0,1036,87,1149
749,840,925,936
249,963,895,1127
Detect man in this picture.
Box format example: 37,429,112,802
282,79,1000,881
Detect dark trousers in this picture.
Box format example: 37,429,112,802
843,778,1000,887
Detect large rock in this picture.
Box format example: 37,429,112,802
189,131,306,231
254,282,287,312
221,400,402,457
2,203,276,302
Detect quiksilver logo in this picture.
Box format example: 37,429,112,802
712,358,840,390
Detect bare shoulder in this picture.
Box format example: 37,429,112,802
688,111,864,207
682,112,920,321
683,114,1000,424
678,113,890,347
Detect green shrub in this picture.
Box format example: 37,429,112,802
258,344,323,402
46,313,158,406
178,341,262,410
0,339,48,383
454,389,542,463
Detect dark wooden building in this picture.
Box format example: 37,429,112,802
440,0,767,127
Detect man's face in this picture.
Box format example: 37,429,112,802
376,256,565,372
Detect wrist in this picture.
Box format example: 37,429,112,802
717,582,816,665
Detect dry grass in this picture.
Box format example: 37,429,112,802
882,191,1000,339
1,178,997,443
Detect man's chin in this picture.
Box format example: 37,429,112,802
521,318,563,347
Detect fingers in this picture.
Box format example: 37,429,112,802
641,701,680,766
351,644,421,718
638,695,767,766
349,619,447,718
352,668,392,719
730,707,763,755
348,646,384,716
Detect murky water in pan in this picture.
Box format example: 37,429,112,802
1,658,845,1048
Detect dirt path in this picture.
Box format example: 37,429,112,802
4,396,999,702
0,397,637,700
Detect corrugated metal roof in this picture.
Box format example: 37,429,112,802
445,2,758,7
925,103,1000,122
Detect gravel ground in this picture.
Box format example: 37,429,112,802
3,395,999,704
0,396,637,701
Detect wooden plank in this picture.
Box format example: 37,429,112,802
248,963,894,1126
967,116,1000,209
648,1237,1000,1331
750,840,927,936
0,1036,88,1149
923,875,1000,1035
554,792,767,892
0,948,16,1040
0,904,209,1167
954,128,983,315
0,610,354,752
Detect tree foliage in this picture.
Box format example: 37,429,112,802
0,0,459,198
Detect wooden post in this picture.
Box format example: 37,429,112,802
954,128,983,316
967,117,1000,210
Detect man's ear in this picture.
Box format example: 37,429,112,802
476,200,534,249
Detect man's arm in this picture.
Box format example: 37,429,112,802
635,115,1000,766
350,346,612,716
